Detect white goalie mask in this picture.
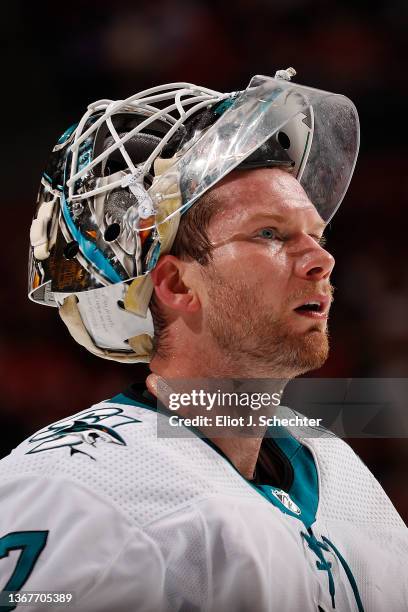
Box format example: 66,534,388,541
28,70,360,363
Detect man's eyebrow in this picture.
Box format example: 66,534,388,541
246,212,326,233
245,212,289,224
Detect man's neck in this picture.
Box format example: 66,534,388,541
146,371,288,480
210,435,265,480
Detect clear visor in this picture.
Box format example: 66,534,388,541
150,74,360,224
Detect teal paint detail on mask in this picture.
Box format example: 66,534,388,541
147,242,161,271
213,96,237,116
57,123,78,146
78,151,91,171
60,191,122,284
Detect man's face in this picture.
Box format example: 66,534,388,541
198,167,335,377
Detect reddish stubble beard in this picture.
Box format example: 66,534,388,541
204,275,331,378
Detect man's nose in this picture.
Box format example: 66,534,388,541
294,240,335,281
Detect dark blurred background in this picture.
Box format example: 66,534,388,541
1,0,407,519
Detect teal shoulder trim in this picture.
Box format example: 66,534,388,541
108,393,156,413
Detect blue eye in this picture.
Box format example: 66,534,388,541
259,228,276,240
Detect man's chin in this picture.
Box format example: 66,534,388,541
287,330,330,374
235,328,329,378
206,298,330,376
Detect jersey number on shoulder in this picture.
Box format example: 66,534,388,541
0,531,48,611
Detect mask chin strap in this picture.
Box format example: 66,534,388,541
59,295,153,363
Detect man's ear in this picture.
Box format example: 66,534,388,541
150,255,201,314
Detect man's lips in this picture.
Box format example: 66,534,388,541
293,294,331,320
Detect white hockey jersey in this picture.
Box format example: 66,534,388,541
0,383,407,611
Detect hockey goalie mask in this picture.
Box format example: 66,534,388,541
28,72,359,363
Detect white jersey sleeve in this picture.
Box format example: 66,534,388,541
0,475,165,612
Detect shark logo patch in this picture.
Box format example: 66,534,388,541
26,406,141,458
